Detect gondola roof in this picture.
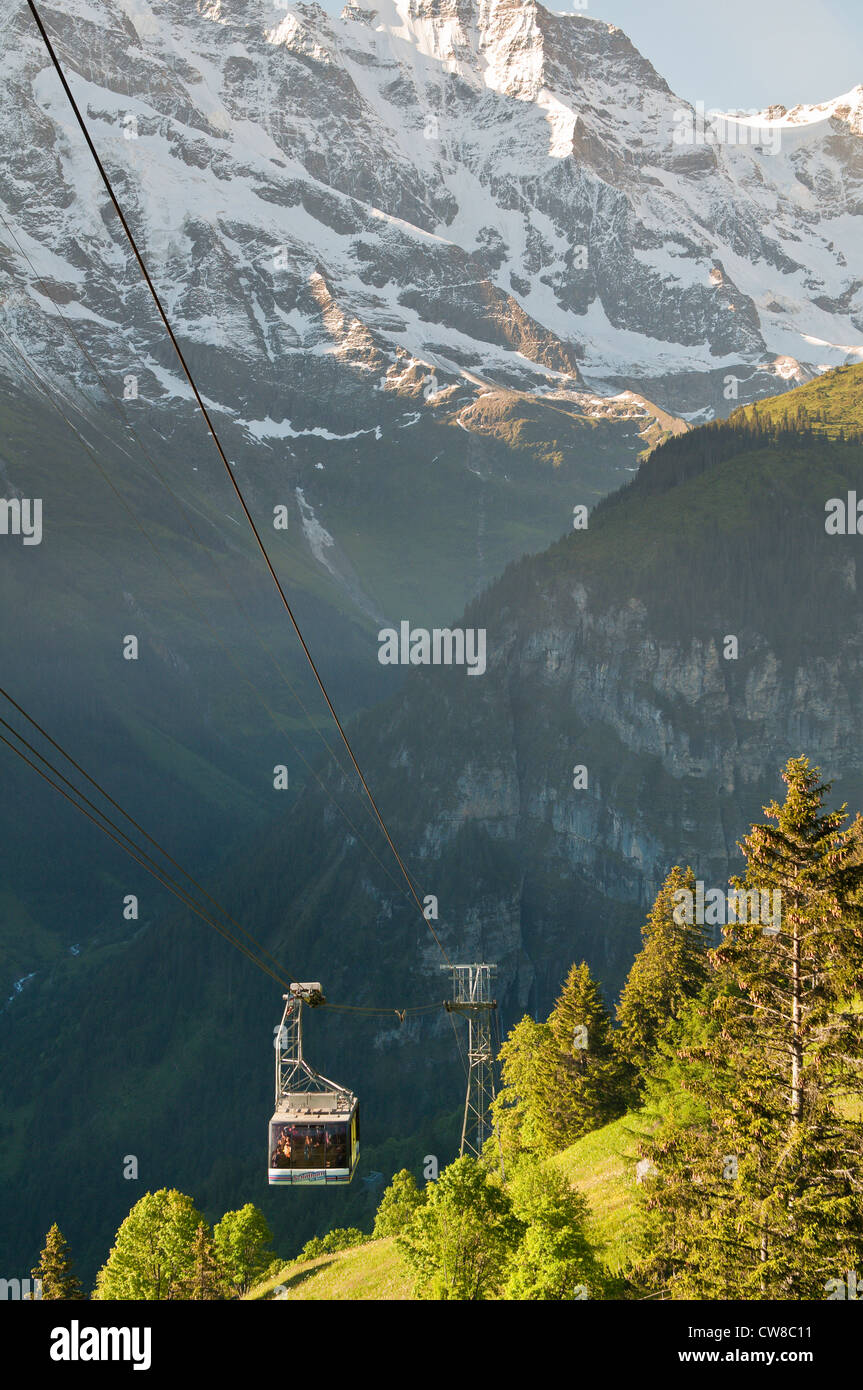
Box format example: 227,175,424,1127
272,1088,356,1122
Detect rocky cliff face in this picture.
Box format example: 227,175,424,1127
411,607,863,914
277,402,863,1020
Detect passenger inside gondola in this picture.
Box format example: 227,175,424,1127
327,1127,348,1168
270,1124,293,1168
270,1118,351,1171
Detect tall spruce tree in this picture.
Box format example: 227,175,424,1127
615,865,709,1092
31,1223,84,1300
491,1014,558,1156
169,1223,230,1301
639,759,863,1298
545,961,629,1144
493,964,627,1157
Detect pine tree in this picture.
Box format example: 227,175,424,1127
31,1224,84,1300
639,759,863,1298
169,1223,230,1301
544,962,629,1145
615,865,709,1091
491,1014,558,1156
493,964,628,1156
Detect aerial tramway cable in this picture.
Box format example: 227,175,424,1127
26,0,451,969
0,692,436,1018
0,206,425,890
0,688,291,985
0,312,426,918
0,305,439,1012
0,723,290,987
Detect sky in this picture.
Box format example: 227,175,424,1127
581,0,862,111
318,0,862,111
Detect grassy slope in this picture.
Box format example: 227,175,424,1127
731,362,863,437
247,1236,411,1301
552,1112,649,1278
249,1112,648,1300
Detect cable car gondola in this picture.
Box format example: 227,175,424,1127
268,982,359,1187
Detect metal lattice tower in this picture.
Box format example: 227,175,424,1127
443,964,502,1169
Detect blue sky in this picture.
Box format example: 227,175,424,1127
582,0,862,110
318,0,862,111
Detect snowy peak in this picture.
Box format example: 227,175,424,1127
339,0,669,105
340,0,546,97
2,0,862,432
739,85,863,133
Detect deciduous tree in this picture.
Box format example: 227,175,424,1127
93,1189,205,1300
504,1162,605,1301
373,1168,425,1238
398,1156,522,1299
213,1204,272,1297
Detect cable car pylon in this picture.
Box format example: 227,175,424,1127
443,964,504,1175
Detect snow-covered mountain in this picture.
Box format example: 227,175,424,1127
2,0,862,434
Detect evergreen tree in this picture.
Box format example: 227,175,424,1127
491,1014,558,1156
639,759,863,1298
213,1204,272,1297
493,964,628,1156
373,1169,425,1238
93,1189,205,1300
31,1224,84,1300
615,865,709,1091
169,1223,230,1301
544,962,629,1145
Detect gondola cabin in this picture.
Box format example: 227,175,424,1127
269,983,359,1188
268,1090,359,1186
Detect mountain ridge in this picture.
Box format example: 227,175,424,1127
4,0,862,434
